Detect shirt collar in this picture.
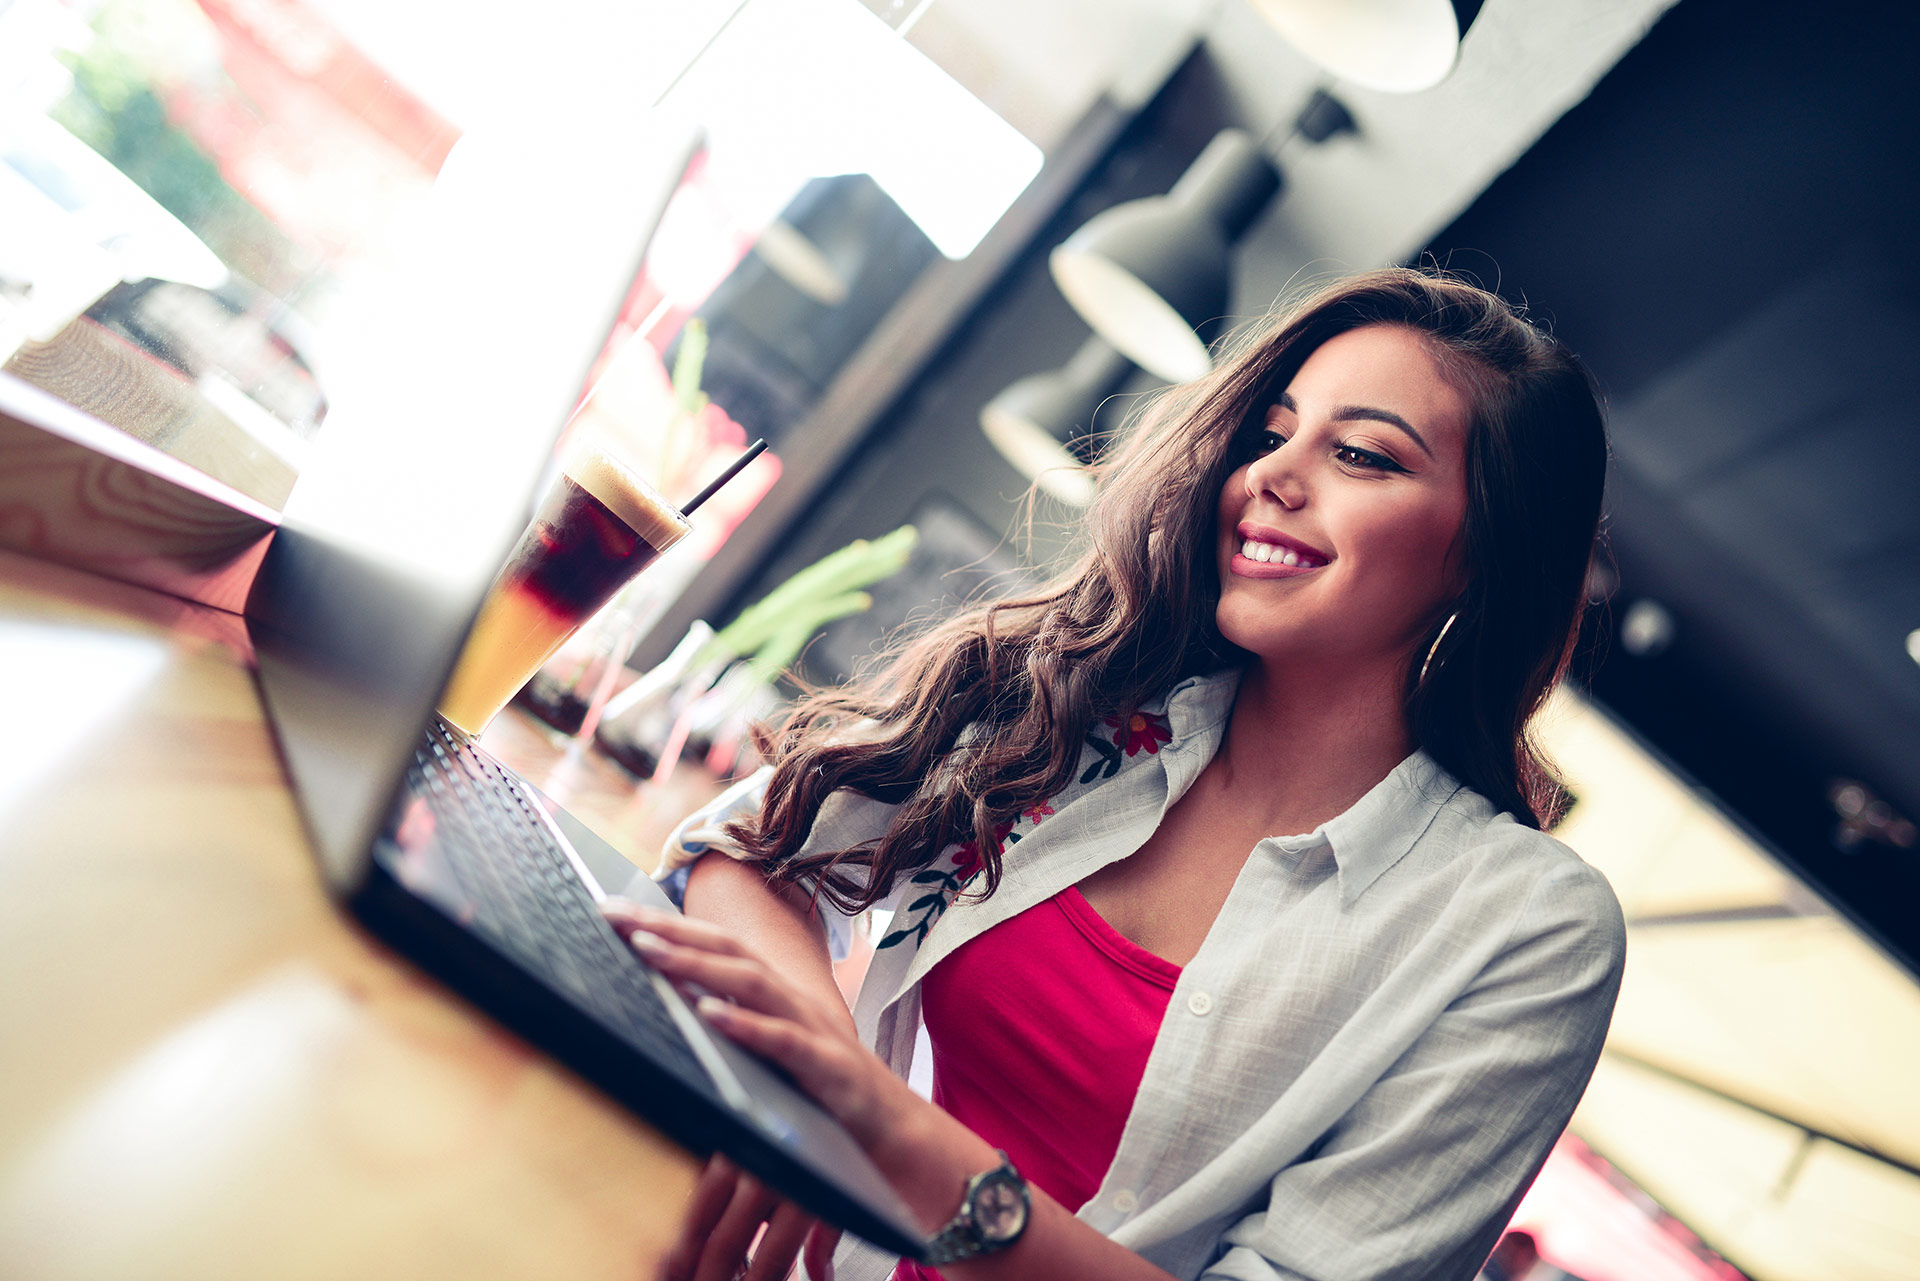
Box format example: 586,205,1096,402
1275,749,1464,907
1156,667,1241,742
1151,668,1464,904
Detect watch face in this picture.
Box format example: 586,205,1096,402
974,1173,1029,1243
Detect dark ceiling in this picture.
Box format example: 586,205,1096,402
1424,0,1920,970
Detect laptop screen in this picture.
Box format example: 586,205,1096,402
248,120,698,891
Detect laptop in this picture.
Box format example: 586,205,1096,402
242,118,925,1259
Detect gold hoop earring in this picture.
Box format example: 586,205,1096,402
1418,612,1459,686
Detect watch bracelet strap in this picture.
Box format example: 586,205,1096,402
922,1223,990,1266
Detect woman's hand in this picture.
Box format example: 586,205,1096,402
658,1152,840,1281
604,904,910,1153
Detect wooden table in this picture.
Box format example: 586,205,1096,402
0,548,703,1281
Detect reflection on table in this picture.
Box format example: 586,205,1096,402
0,548,700,1281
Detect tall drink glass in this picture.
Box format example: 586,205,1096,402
437,448,690,735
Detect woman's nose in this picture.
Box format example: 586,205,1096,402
1245,448,1308,511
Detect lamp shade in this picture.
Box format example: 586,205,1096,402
1049,129,1280,384
1249,0,1484,93
980,337,1132,506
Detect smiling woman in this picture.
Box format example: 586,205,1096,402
617,268,1620,1281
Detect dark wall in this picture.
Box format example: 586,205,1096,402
1425,0,1920,970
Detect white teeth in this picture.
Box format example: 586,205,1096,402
1240,537,1325,568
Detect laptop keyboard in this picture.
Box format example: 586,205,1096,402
404,718,718,1093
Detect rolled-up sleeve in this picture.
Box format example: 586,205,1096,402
658,767,776,880
656,767,905,960
1202,864,1626,1281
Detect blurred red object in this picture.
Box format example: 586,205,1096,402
1508,1137,1745,1281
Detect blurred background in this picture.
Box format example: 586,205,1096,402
3,0,1916,1276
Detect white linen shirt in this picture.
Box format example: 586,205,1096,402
659,669,1626,1281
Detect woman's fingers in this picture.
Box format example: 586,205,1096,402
802,1222,842,1281
663,1156,742,1281
659,1155,823,1281
631,936,807,1020
692,1171,780,1281
745,1201,815,1281
603,901,754,957
607,905,837,1033
695,997,890,1144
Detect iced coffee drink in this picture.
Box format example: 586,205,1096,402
437,449,690,735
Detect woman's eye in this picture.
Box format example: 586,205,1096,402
1235,428,1284,462
1334,444,1406,473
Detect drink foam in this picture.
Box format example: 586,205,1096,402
564,448,688,547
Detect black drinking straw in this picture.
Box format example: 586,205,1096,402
681,439,767,516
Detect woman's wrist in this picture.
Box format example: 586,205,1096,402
862,1072,1004,1231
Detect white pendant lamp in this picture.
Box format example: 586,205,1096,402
979,338,1133,507
1248,0,1484,94
1048,129,1281,384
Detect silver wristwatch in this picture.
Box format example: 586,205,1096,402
921,1152,1031,1266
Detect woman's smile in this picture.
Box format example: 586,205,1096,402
1230,521,1331,575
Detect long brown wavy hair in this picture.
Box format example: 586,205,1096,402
731,268,1607,914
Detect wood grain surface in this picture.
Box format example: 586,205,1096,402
6,320,298,509
0,549,698,1281
0,374,276,614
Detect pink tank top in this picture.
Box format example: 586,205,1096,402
893,886,1181,1280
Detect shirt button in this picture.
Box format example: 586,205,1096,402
1113,1189,1138,1213
1187,990,1213,1016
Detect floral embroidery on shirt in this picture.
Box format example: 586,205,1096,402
874,707,1176,948
1114,710,1174,755
1081,709,1175,782
953,818,1015,882
877,818,1018,949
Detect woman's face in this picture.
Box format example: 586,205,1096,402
1216,323,1473,674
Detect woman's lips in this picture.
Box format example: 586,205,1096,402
1235,522,1330,563
1230,551,1324,579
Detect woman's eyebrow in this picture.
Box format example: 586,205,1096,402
1272,392,1435,459
1332,406,1434,458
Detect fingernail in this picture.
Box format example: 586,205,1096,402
629,929,669,956
696,995,732,1021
